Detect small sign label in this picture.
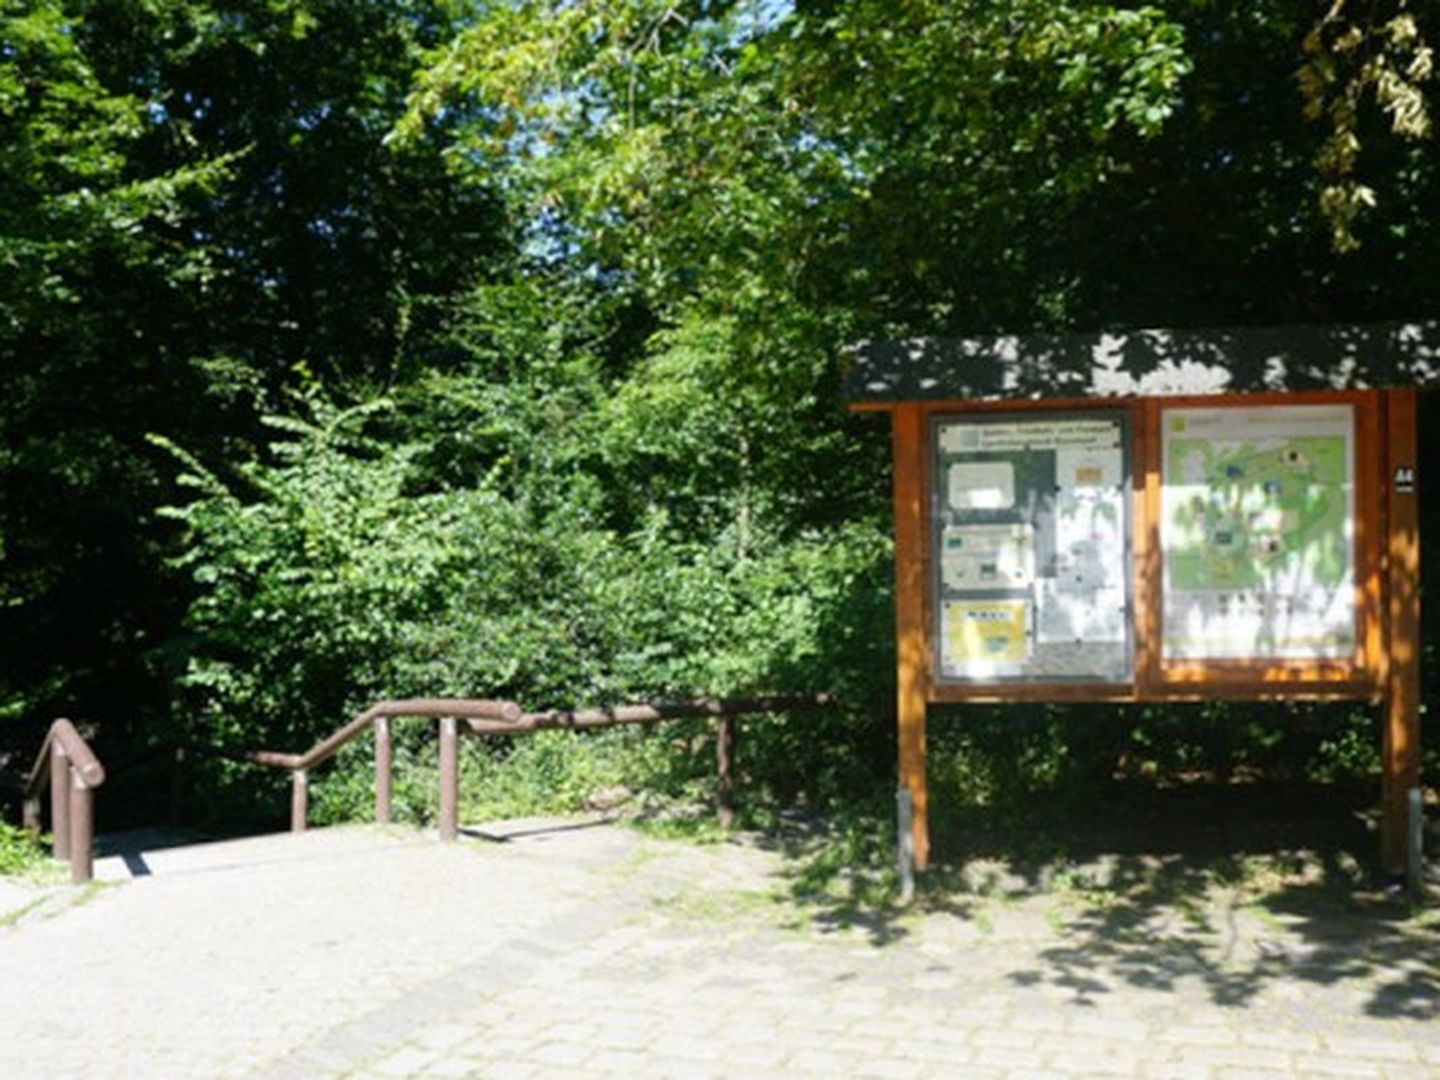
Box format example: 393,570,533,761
1395,466,1416,493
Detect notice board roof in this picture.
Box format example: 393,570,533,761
845,321,1440,405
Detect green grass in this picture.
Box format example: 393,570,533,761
650,885,781,925
0,896,48,930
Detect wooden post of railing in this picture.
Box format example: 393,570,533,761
22,720,105,883
375,716,392,825
169,745,187,826
291,769,308,832
70,771,94,885
51,745,71,860
438,716,458,842
716,716,735,830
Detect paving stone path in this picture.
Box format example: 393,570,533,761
1,819,1437,1078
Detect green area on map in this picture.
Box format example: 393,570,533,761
1166,436,1348,591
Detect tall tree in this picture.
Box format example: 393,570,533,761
153,0,1440,817
401,1,1438,339
1,1,509,748
0,1,226,728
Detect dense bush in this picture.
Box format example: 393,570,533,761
0,821,52,880
156,284,895,824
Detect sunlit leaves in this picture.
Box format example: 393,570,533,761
1298,0,1434,251
399,1,1192,323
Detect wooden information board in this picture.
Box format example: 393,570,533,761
878,387,1418,874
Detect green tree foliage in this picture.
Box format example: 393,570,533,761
180,285,888,712
0,1,228,724
158,283,892,810
1299,0,1434,252
77,0,507,386
399,0,1194,332
6,1,1439,831
1,0,506,748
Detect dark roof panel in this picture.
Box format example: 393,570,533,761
845,322,1440,403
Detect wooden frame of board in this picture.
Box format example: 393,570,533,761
872,388,1419,874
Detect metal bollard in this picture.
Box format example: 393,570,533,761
1408,787,1425,901
896,786,916,904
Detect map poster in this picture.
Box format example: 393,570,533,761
1160,404,1356,660
932,411,1132,683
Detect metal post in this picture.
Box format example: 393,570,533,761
1408,787,1425,901
291,769,308,832
22,797,40,835
70,773,94,885
716,716,735,830
438,716,458,842
51,746,71,860
896,786,915,904
375,716,392,825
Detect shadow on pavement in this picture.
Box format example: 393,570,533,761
462,815,619,843
94,826,209,877
748,779,1438,1019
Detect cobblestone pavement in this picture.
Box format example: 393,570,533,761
1,819,1437,1078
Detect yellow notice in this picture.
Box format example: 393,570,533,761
943,600,1030,668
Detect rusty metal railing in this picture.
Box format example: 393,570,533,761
242,693,835,839
257,699,522,839
464,695,837,831
22,719,106,884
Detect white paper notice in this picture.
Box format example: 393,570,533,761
1036,582,1127,644
947,462,1015,511
1056,447,1122,492
1054,446,1126,591
940,523,1035,590
938,419,1121,454
933,411,1132,683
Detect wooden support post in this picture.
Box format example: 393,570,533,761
1136,400,1163,692
438,716,459,842
1383,388,1421,877
51,746,71,861
69,773,94,885
716,716,735,830
22,797,40,836
374,716,393,826
892,404,930,870
291,769,308,833
168,745,187,827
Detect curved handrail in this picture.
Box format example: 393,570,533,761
22,719,106,884
16,694,834,869
268,698,523,772
464,693,838,735
228,698,524,840
224,694,828,840
24,718,106,796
